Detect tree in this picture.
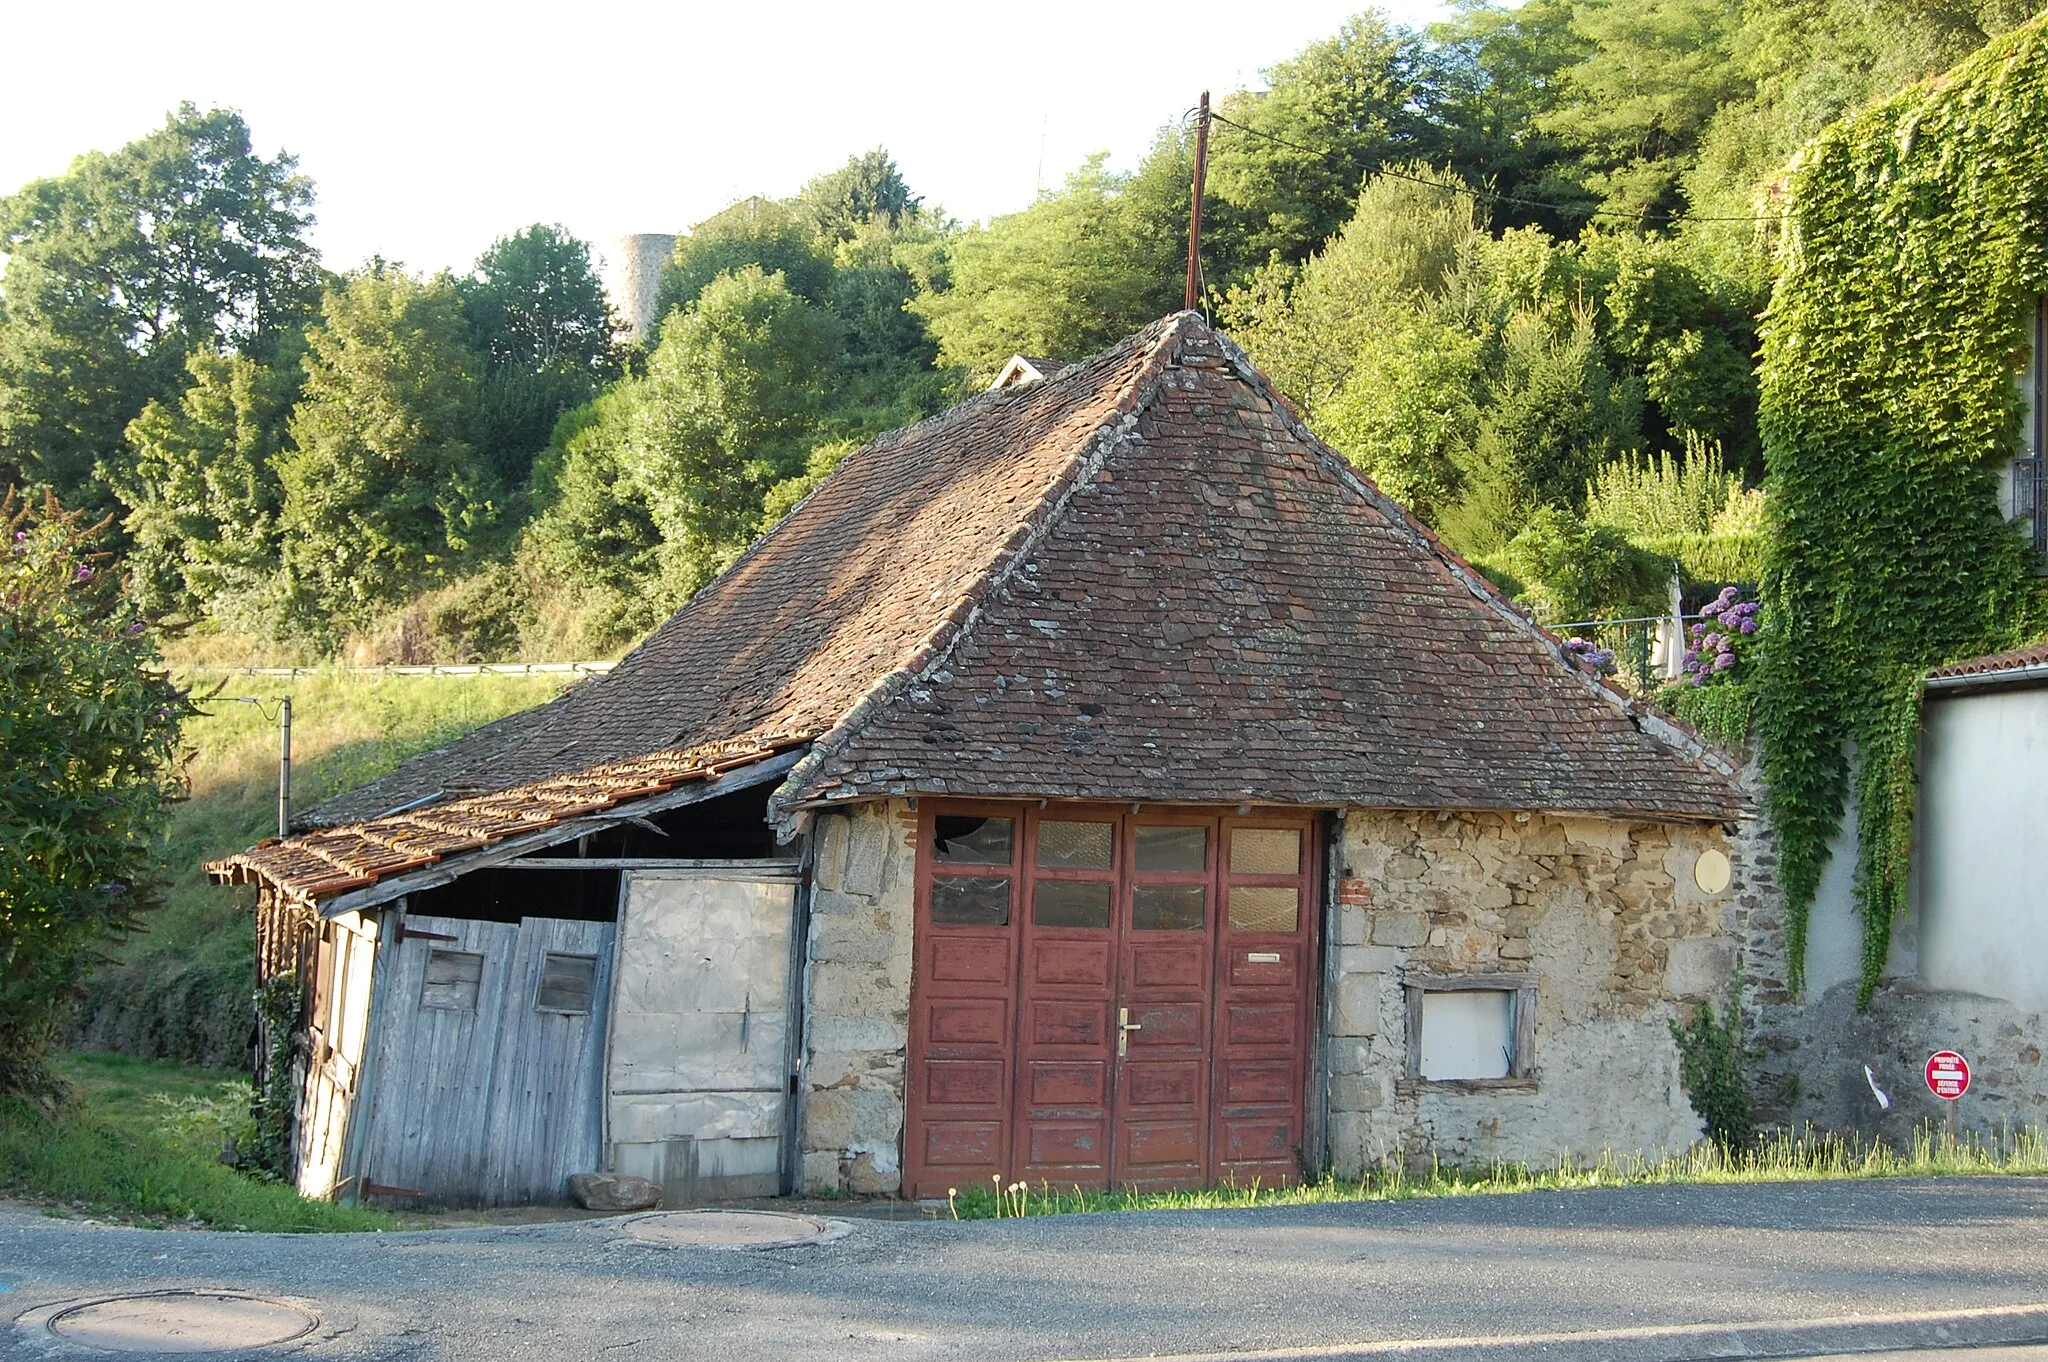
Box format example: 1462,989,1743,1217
117,342,302,628
524,384,669,649
796,149,921,243
459,224,622,490
276,266,488,634
0,489,189,1096
655,198,833,326
1204,13,1458,276
0,105,319,517
911,155,1184,381
631,267,840,596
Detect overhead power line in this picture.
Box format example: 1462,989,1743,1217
1190,107,1781,228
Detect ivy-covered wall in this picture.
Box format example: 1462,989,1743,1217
1757,15,2048,1002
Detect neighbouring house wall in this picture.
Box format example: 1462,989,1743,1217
1743,691,2048,1139
607,869,800,1204
800,799,916,1193
1326,811,1739,1173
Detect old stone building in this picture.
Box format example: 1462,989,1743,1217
213,313,1743,1206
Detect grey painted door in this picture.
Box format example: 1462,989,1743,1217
355,913,614,1206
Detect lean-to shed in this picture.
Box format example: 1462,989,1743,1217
212,313,1742,1207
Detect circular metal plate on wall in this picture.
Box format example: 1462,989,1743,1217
47,1291,319,1353
620,1209,846,1249
1695,848,1733,895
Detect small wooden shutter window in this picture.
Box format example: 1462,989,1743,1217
536,953,598,1014
422,949,483,1011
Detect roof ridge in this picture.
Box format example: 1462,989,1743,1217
1201,326,1737,786
767,313,1201,832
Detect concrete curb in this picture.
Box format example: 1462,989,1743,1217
1057,1302,2048,1362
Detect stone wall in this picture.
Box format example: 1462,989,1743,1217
799,799,916,1193
1327,810,1740,1173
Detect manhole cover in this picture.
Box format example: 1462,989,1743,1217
621,1209,840,1249
48,1291,318,1354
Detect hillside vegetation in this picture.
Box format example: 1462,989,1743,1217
75,671,565,1067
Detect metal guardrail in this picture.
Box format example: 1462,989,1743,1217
1553,615,1704,695
180,661,618,678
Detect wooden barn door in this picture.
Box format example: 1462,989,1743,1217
355,913,612,1206
906,807,1317,1199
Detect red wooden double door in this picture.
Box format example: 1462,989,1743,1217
905,804,1320,1199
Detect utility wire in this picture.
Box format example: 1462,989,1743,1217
1189,107,1781,228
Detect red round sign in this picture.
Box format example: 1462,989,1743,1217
1925,1050,1971,1100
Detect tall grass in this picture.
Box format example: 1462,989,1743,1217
0,1053,391,1232
946,1125,2048,1218
76,670,566,1067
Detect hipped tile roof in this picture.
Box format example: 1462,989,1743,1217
219,313,1735,906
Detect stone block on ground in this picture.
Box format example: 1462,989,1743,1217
568,1172,662,1212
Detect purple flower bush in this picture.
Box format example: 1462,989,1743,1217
1562,637,1618,675
1684,586,1760,686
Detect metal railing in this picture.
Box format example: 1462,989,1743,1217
1552,615,1701,695
179,661,618,679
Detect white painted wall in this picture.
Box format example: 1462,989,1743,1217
1919,687,2048,1010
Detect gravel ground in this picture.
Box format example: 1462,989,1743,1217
7,1177,2048,1360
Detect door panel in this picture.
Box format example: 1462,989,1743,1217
906,806,1319,1200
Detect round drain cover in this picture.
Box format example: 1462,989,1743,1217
49,1291,317,1354
622,1209,835,1249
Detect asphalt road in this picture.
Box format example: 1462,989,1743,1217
7,1178,2048,1361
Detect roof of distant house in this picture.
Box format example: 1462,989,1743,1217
1925,640,2048,690
222,313,1737,907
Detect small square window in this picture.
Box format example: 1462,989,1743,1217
1134,826,1207,873
1420,990,1514,1080
1036,820,1113,870
422,949,482,1011
1403,973,1537,1087
933,816,1013,865
1033,879,1112,928
931,875,1011,926
1228,884,1299,933
536,953,598,1014
1230,828,1300,876
1132,882,1206,931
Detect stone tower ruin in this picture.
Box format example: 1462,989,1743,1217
602,233,678,345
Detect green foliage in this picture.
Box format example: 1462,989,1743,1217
78,669,564,1068
1755,17,2048,1004
1665,678,1756,747
656,197,834,324
0,1052,390,1230
277,265,491,636
116,343,303,627
1669,995,1753,1147
460,224,622,490
912,153,1186,381
634,267,840,596
1494,505,1671,622
0,105,319,519
1586,437,1744,539
0,491,191,1095
1204,13,1457,274
795,148,921,243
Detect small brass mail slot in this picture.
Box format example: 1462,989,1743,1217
1246,951,1282,964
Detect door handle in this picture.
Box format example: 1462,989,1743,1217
1118,1006,1142,1057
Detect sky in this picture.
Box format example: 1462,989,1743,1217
2,0,1446,282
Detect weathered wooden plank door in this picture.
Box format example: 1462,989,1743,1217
481,917,614,1205
354,913,613,1205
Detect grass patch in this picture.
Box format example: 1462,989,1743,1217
945,1126,2048,1219
0,1052,390,1232
77,669,567,1067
